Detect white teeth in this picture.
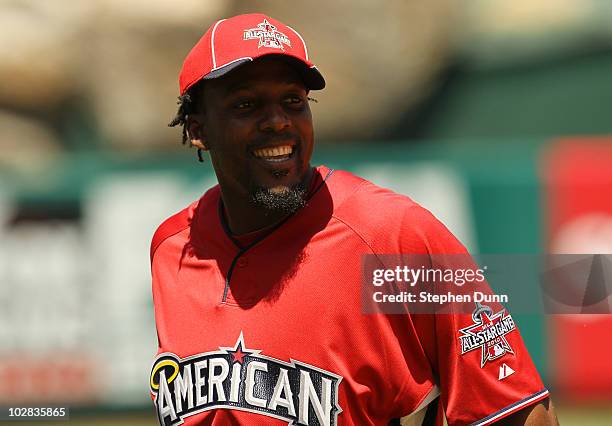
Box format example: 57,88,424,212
253,145,293,159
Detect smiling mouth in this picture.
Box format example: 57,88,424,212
252,144,295,163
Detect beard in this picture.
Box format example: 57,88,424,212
250,183,307,215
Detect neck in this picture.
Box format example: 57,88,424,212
220,167,314,236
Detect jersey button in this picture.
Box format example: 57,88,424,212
237,257,248,267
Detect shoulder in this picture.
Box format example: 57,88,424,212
328,168,423,229
327,169,466,254
149,185,220,263
149,203,195,264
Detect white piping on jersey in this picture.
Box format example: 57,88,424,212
210,19,226,69
471,389,550,426
286,25,308,61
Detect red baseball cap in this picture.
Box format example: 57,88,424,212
179,13,325,95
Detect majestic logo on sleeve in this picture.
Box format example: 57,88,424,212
243,19,291,50
458,303,517,367
150,333,343,426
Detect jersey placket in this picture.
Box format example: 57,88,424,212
217,167,334,305
217,201,289,305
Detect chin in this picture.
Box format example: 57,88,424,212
268,184,292,194
259,171,301,193
250,181,307,214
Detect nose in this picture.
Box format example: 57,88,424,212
259,103,290,133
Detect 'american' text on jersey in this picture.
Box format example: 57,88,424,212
150,335,343,426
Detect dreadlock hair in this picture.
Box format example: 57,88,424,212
168,81,206,162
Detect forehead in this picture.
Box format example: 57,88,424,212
206,57,306,97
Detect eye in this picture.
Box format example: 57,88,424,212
283,94,306,108
234,99,254,110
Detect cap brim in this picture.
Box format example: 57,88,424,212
203,54,325,90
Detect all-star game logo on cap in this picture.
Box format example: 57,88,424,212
459,303,517,367
244,19,291,50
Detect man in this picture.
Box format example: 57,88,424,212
150,13,558,425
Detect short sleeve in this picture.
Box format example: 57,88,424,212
400,206,549,425
411,313,548,425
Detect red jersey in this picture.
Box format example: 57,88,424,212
150,165,548,425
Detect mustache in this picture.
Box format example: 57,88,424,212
248,133,302,149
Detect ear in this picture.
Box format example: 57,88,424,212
187,113,208,151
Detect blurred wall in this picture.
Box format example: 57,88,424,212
2,0,612,173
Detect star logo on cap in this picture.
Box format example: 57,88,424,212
243,19,291,50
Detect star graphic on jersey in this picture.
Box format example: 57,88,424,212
219,332,261,365
459,306,516,367
230,345,247,364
